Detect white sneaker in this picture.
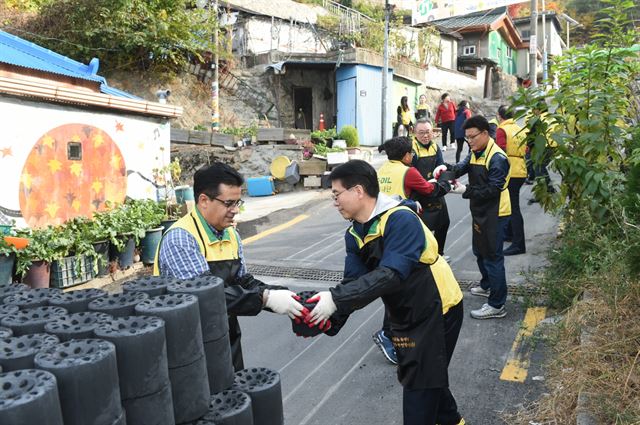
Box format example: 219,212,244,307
470,303,507,319
443,255,451,263
469,286,490,298
442,146,447,151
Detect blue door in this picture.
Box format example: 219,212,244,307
337,77,356,130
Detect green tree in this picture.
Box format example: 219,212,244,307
512,0,639,222
21,0,215,73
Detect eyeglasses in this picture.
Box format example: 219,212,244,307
465,131,484,141
331,187,354,201
212,197,245,209
416,130,432,136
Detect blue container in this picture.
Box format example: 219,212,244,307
175,186,194,204
140,227,164,265
0,253,15,285
246,176,275,197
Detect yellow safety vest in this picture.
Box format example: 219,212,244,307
378,160,409,199
499,119,527,178
153,208,240,276
401,108,412,126
470,139,511,217
348,206,462,314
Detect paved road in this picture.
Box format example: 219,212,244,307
238,148,557,424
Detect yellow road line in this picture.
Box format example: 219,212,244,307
500,307,547,383
242,214,310,245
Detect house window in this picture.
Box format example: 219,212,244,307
462,45,476,56
67,142,82,160
507,46,512,58
521,29,530,39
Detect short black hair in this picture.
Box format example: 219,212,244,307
415,118,433,127
378,137,412,161
193,162,244,200
441,93,449,101
329,160,379,198
462,115,490,133
497,105,513,120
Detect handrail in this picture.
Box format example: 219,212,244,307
322,0,374,22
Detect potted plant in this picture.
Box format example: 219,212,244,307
61,216,110,279
102,201,148,270
338,125,360,155
0,237,18,285
15,226,70,288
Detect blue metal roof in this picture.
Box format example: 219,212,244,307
0,30,140,100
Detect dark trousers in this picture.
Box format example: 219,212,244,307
403,301,464,425
440,121,455,147
472,217,509,309
525,151,535,181
506,177,526,251
454,138,468,163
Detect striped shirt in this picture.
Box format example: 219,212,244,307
158,226,247,280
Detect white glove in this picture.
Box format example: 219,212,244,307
427,178,437,184
450,181,466,195
433,165,448,179
265,290,305,319
415,201,423,215
306,291,337,326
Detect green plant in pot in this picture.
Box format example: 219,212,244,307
15,225,71,288
338,125,359,148
63,216,110,277
130,199,166,265
152,156,184,228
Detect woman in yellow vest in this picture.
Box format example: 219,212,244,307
395,96,413,136
437,115,511,320
415,94,431,121
497,105,527,255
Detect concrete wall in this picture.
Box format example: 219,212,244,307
424,65,486,99
0,96,170,228
440,37,457,70
236,16,333,56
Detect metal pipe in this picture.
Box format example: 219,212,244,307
529,0,538,88
381,0,390,145
542,0,548,83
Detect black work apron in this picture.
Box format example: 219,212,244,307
359,237,448,389
207,259,244,371
468,151,500,260
412,148,449,235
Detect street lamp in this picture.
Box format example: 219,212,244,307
196,0,220,132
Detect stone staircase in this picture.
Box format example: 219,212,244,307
218,68,276,118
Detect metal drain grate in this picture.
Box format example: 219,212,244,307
247,264,547,296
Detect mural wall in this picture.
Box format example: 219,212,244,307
0,97,171,228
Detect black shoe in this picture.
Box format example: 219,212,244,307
524,179,534,185
527,198,538,205
504,238,512,243
503,246,526,256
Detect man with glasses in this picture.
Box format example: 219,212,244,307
153,162,305,369
411,119,451,260
305,160,465,425
436,115,511,319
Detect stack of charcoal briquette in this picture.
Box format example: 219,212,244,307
0,275,285,425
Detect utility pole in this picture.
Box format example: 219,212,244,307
197,0,220,132
381,0,390,144
211,0,220,132
529,0,538,88
542,0,548,83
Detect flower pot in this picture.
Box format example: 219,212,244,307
140,227,164,265
3,236,29,250
175,186,194,204
23,260,51,289
0,253,15,285
109,235,136,270
160,219,178,234
333,139,347,149
92,240,110,277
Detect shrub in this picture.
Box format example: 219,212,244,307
338,125,359,148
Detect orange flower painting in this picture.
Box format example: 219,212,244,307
19,123,127,227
